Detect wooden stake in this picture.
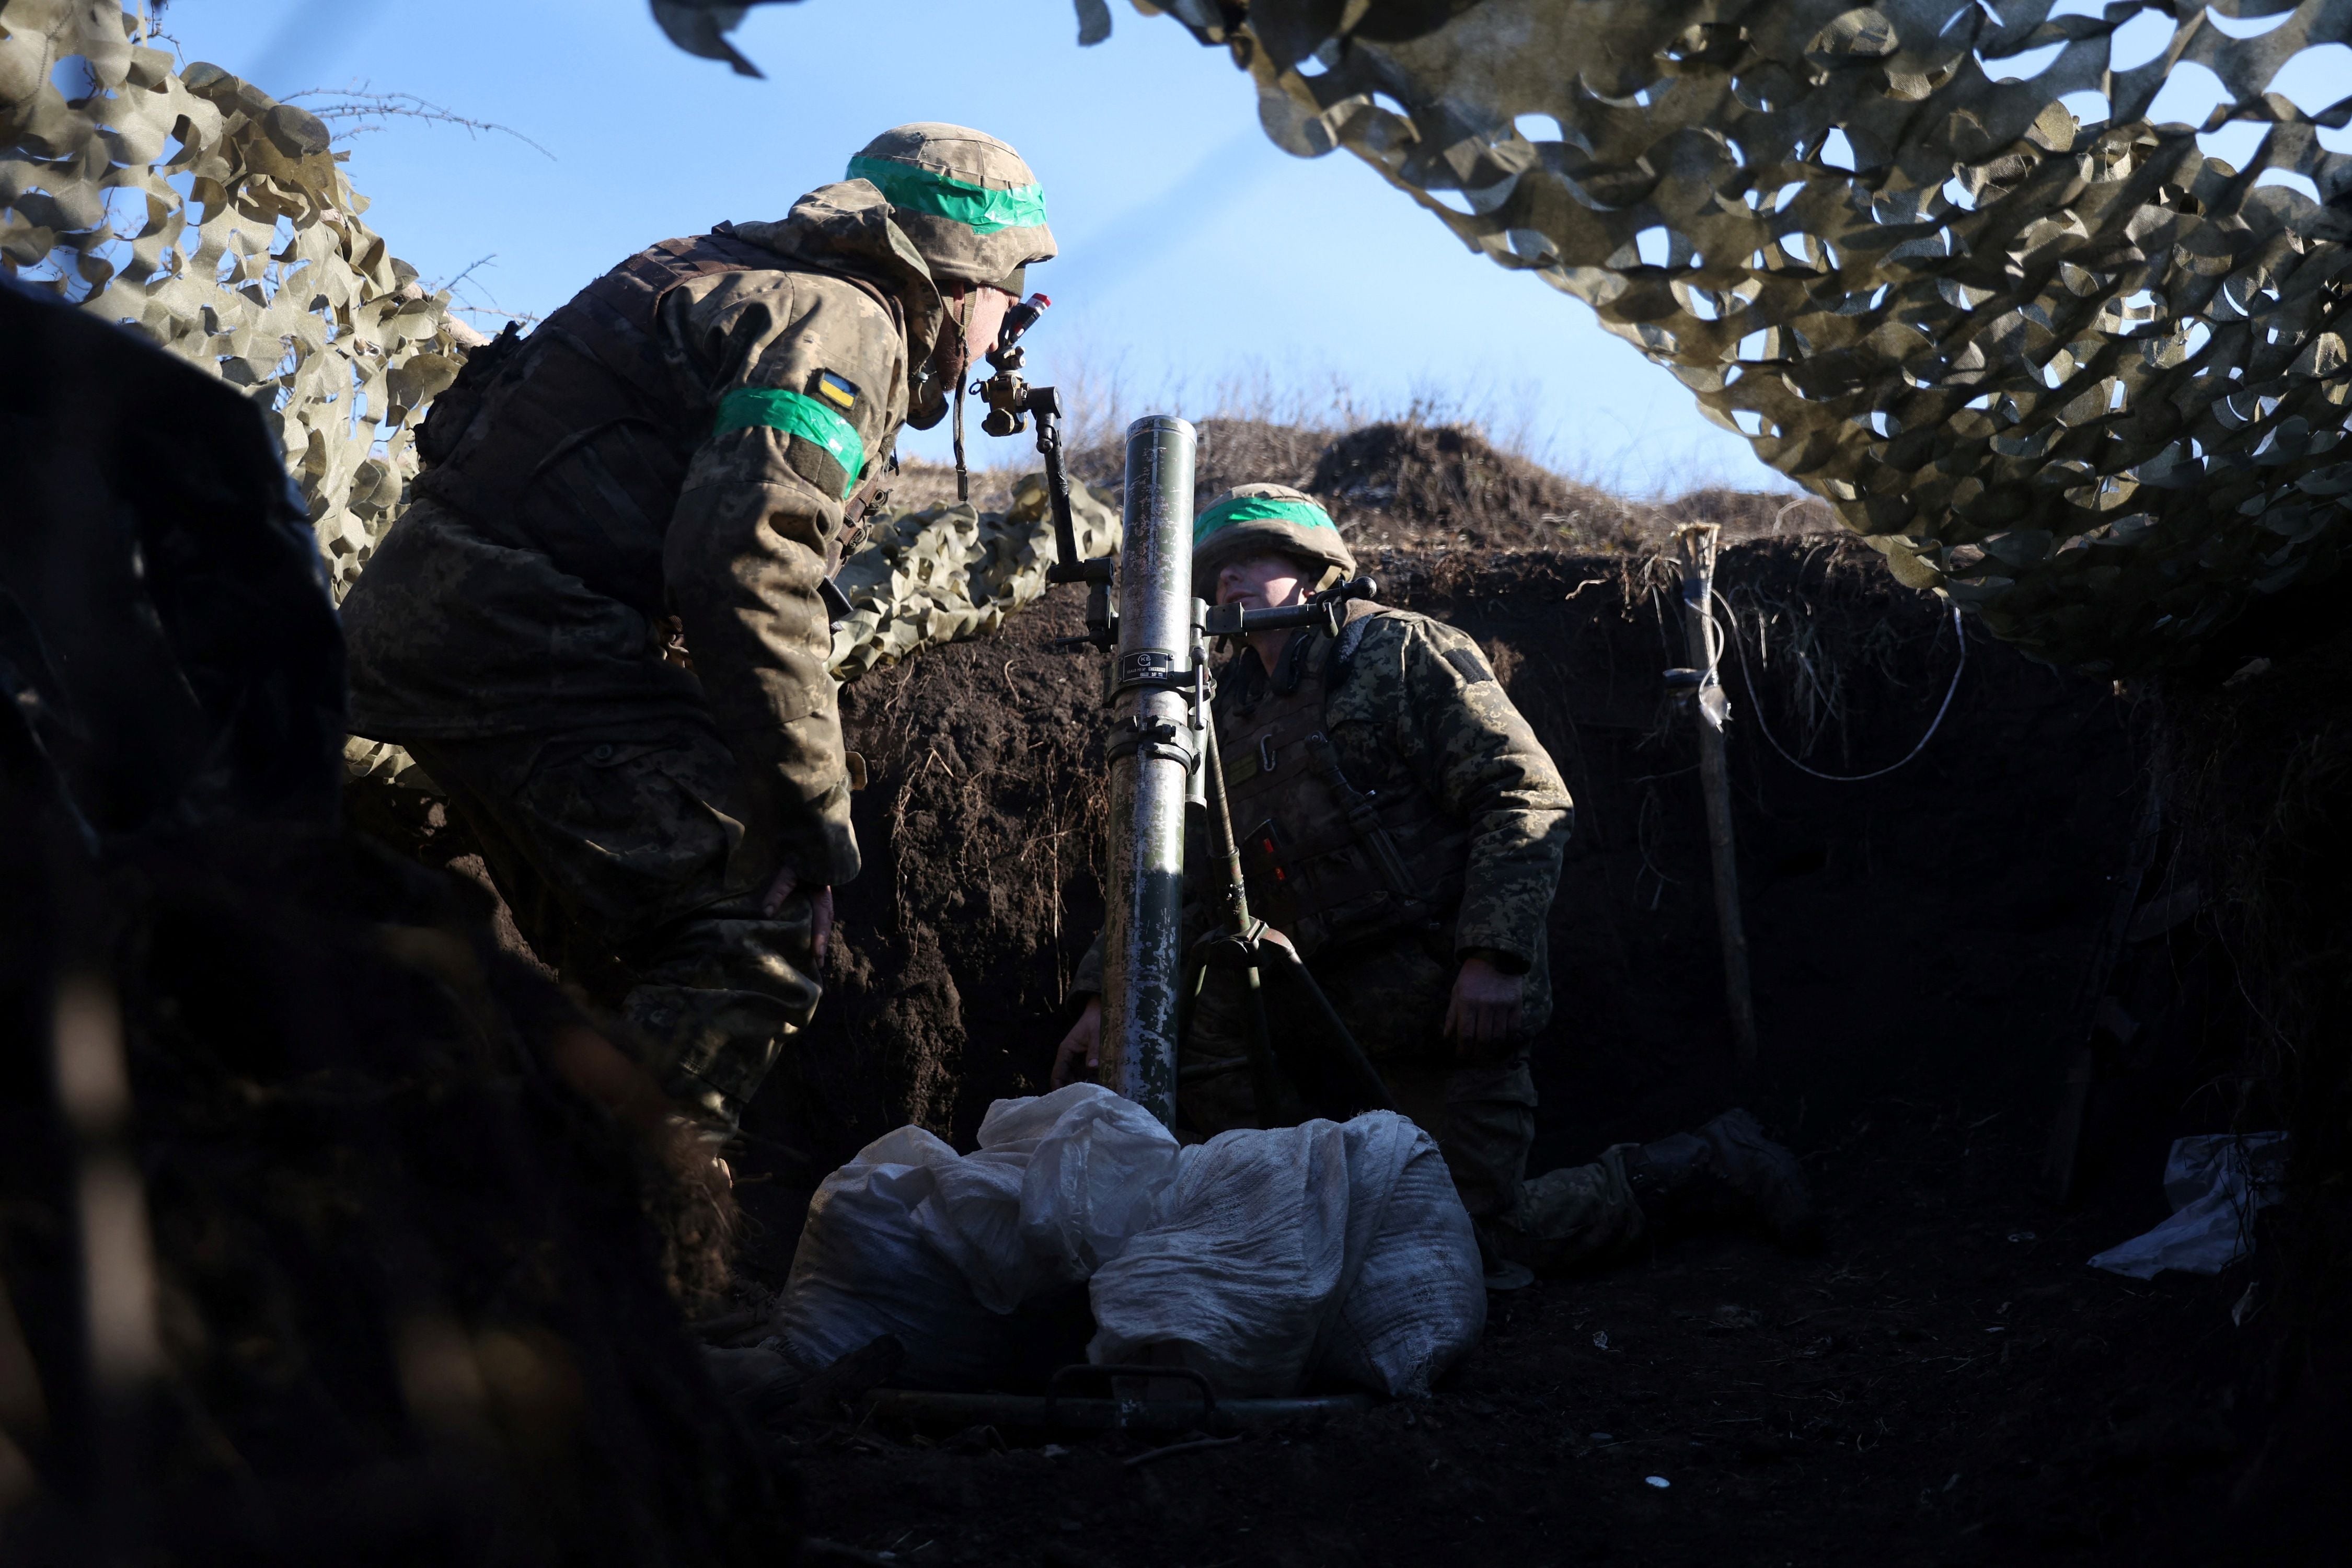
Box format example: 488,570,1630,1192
2044,772,2164,1204
1676,524,1759,1068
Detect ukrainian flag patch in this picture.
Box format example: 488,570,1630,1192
814,370,860,412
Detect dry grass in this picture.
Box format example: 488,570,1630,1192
872,366,1839,556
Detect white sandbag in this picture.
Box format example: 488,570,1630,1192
1002,1086,1185,1290
781,1090,1482,1399
775,1086,1182,1386
2088,1132,2290,1280
918,1085,1182,1311
1319,1127,1489,1398
773,1125,1020,1389
1087,1112,1484,1399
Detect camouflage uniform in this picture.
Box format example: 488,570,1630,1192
343,125,1055,1124
1077,487,1645,1271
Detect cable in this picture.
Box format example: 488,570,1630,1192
1713,590,1966,783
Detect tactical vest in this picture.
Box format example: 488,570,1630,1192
1218,606,1471,960
411,230,895,619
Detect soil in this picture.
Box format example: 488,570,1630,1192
697,536,2342,1563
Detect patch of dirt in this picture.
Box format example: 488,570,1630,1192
732,598,1111,1232
1311,421,1630,551
786,1117,2289,1567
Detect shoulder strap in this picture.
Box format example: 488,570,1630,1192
1323,603,1403,701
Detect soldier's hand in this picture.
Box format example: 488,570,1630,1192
761,865,798,917
1052,996,1104,1087
761,868,834,964
1445,955,1525,1055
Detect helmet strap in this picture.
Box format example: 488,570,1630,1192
949,289,973,503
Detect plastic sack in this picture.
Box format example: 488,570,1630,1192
1317,1125,1491,1398
771,1125,1019,1389
2088,1133,2290,1281
774,1086,1180,1388
779,1090,1484,1398
1088,1112,1485,1398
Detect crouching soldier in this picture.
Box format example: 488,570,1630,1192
342,124,1056,1133
1054,485,1818,1271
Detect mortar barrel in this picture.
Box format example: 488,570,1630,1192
1101,414,1197,1127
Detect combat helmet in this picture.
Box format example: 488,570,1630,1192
847,123,1057,295
1192,483,1357,598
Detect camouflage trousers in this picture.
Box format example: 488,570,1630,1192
406,721,822,1126
1178,934,1644,1274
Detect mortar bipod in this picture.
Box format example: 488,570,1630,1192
1031,390,1116,651
1180,580,1396,1125
966,296,1118,652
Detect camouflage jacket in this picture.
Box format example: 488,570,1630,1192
343,182,946,886
1077,608,1574,1030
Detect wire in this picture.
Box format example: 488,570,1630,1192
1713,590,1966,783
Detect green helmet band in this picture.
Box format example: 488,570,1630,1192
1193,495,1338,547
845,156,1048,237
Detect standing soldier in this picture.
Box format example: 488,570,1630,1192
343,124,1055,1133
1055,484,1819,1272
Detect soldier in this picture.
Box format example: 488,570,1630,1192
342,124,1055,1133
1054,484,1818,1272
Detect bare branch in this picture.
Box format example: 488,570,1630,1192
438,253,498,301
284,82,556,160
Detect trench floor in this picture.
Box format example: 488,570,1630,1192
782,1092,2270,1568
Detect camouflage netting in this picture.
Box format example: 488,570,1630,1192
0,1,468,783
1121,0,2352,672
830,472,1124,678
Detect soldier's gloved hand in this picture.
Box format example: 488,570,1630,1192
759,867,835,963
1052,996,1103,1087
1445,954,1525,1057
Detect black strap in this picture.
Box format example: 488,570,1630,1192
1443,645,1495,685
1322,607,1389,699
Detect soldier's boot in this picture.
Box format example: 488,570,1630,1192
1624,1109,1822,1253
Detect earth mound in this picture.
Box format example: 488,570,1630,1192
895,417,1839,555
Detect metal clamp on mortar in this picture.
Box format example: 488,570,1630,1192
1104,712,1196,770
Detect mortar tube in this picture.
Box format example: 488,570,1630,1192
1100,415,1197,1127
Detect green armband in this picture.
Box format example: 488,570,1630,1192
712,387,867,500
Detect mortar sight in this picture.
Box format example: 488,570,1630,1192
1202,575,1378,640
975,292,1053,437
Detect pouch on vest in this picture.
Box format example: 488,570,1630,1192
414,320,525,468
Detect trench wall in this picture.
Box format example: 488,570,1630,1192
733,538,2146,1273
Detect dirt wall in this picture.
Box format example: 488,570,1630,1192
731,535,2142,1278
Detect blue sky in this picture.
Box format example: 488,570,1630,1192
144,1,1780,493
